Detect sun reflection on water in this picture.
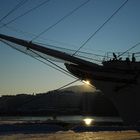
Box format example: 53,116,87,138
83,118,94,126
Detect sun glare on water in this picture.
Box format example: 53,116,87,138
83,118,93,126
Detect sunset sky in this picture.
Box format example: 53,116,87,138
0,0,140,95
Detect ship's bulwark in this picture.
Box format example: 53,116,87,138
0,34,140,125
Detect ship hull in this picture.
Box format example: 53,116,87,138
65,63,140,125
93,80,140,125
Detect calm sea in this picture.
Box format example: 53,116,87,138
0,116,122,123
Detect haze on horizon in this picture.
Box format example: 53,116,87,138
0,0,140,95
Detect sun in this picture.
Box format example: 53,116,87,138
83,80,90,85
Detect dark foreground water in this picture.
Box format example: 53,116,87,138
0,116,140,140
0,131,140,140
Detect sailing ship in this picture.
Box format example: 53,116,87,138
0,33,140,125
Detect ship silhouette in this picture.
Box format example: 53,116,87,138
0,34,140,125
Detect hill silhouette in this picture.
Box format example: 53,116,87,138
0,85,119,116
61,84,96,93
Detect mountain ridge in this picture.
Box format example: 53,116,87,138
61,84,96,93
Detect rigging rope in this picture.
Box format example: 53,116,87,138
31,0,91,41
0,39,76,79
0,0,28,23
32,56,75,78
56,78,95,91
1,23,105,63
72,0,129,56
56,79,80,90
29,49,76,78
15,78,80,110
0,0,51,29
1,39,95,89
118,42,140,58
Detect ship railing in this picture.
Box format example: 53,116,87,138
37,42,105,65
103,52,140,62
